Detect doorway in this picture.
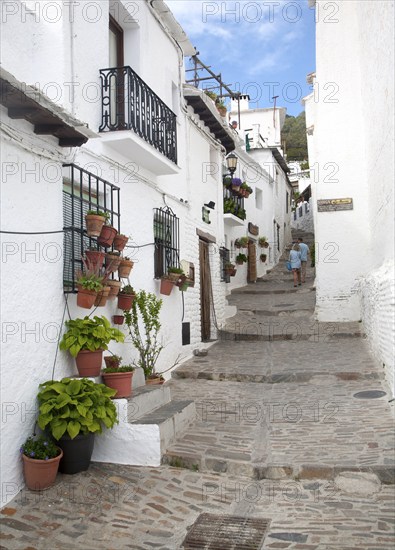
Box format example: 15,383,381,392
247,241,257,283
199,239,212,342
109,15,124,128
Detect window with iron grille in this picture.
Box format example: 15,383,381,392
220,246,230,283
153,206,180,278
63,164,120,292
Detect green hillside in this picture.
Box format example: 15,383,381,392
281,111,308,161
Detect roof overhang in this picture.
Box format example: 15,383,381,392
0,67,95,147
270,147,291,174
183,85,236,154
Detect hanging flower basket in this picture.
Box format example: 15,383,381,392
113,234,129,252
112,315,124,325
105,253,122,273
85,250,105,270
107,280,122,297
118,258,134,278
76,286,97,309
117,286,136,311
160,277,174,296
94,286,111,307
260,254,267,263
85,213,106,237
97,225,117,248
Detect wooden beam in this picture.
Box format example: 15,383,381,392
58,137,87,147
34,124,63,135
8,107,39,119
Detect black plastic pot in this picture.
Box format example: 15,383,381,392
57,433,95,475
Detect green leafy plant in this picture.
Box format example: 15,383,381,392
168,267,184,274
119,285,135,295
102,364,135,374
258,237,267,246
76,273,104,292
236,253,248,264
59,316,125,357
37,378,117,440
235,237,249,248
224,197,236,215
86,209,110,221
260,254,267,262
124,290,163,379
20,435,60,460
204,90,217,101
310,243,316,267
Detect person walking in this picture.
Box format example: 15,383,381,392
297,238,310,283
289,243,302,287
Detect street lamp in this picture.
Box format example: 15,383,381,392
226,153,238,176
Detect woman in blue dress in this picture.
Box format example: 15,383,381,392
289,243,302,287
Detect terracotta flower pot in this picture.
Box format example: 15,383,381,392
105,253,122,273
160,278,174,296
217,105,227,117
225,268,237,277
107,280,122,297
146,376,165,386
75,349,103,377
117,293,135,311
113,234,129,252
76,286,97,309
102,371,134,398
22,449,63,491
118,259,134,278
94,286,110,307
104,355,122,369
85,250,105,270
85,214,106,237
97,225,117,248
263,241,269,248
112,315,124,325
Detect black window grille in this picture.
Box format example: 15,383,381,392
99,66,177,164
63,164,120,292
223,186,245,220
220,247,230,283
153,206,180,278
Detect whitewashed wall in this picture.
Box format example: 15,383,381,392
312,0,394,392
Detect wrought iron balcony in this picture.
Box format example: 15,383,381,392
99,66,177,164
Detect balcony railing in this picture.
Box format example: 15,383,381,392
99,66,177,164
223,186,245,220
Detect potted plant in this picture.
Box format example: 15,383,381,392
59,316,125,377
102,364,135,398
223,176,232,188
113,233,129,252
216,99,227,117
112,314,124,325
76,272,103,309
236,253,248,265
234,236,249,249
124,290,165,385
20,435,63,491
118,257,134,278
258,236,269,248
107,279,122,297
204,90,217,101
37,377,117,474
231,177,243,194
117,285,136,311
260,253,267,263
224,262,237,277
85,248,105,270
105,251,122,273
160,275,174,296
104,354,122,369
167,266,186,286
85,210,109,237
94,285,111,307
97,217,117,248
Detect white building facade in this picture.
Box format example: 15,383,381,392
308,0,395,394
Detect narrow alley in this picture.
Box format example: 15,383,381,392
1,232,394,550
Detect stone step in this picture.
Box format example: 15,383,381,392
131,400,196,452
92,398,196,467
126,384,172,421
230,287,315,295
171,369,384,383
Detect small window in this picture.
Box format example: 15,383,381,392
255,188,263,210
153,206,180,278
63,164,120,292
286,191,289,213
219,247,230,283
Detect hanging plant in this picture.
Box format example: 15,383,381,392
235,253,248,265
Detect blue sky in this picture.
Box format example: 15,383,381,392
166,0,316,117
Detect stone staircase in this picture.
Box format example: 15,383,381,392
92,384,195,466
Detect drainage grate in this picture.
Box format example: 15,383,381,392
353,390,387,399
181,513,270,549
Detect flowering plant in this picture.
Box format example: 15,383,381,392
20,435,60,460
231,178,242,186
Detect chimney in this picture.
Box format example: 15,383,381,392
231,94,250,113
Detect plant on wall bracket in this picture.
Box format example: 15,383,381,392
236,253,248,265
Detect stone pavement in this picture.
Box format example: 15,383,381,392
1,231,394,549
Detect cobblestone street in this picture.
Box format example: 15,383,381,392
1,239,394,549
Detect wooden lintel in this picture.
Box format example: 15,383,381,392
8,107,39,119
58,137,87,147
34,124,63,135
196,228,216,243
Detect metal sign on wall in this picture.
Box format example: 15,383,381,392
317,198,353,212
248,223,259,235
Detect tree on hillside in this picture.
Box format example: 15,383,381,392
281,111,308,161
